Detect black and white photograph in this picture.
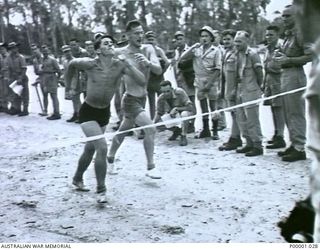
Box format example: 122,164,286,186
0,0,319,246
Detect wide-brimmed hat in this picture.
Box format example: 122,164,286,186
199,26,215,38
7,42,19,49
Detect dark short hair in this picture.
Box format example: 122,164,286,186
94,35,115,50
126,20,142,32
160,80,172,88
266,25,280,33
221,29,236,38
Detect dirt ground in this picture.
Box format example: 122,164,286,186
0,66,311,243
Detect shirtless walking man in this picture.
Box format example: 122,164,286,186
107,20,162,179
65,34,146,203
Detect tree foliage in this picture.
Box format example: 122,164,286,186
0,0,275,56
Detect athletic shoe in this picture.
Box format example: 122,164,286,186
108,163,118,175
97,192,107,204
146,168,162,179
72,179,90,192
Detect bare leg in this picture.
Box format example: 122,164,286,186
108,117,135,159
73,121,107,193
135,111,156,169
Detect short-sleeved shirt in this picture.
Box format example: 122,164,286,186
264,42,282,75
237,48,262,86
41,56,61,93
193,45,221,78
32,56,43,76
235,48,262,102
192,45,221,89
156,87,193,116
4,53,27,81
281,28,312,68
222,48,237,101
174,44,195,96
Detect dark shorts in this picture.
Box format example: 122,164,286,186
79,102,110,127
121,94,146,120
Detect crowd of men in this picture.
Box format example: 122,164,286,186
0,4,313,202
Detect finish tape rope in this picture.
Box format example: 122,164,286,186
3,86,307,158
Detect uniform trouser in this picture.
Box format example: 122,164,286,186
236,103,262,148
217,98,226,127
230,110,241,139
271,106,285,137
10,80,29,111
281,68,306,151
0,79,8,108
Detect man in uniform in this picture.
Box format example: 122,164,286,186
275,5,313,162
154,80,194,146
144,30,170,120
4,42,29,116
179,26,222,140
218,29,243,151
39,45,61,120
173,31,196,134
263,25,286,149
67,38,89,123
233,31,264,157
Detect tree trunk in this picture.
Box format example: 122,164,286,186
49,0,58,56
139,0,147,27
0,8,5,41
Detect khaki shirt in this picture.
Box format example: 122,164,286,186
156,87,193,116
42,56,60,75
236,48,262,102
222,48,237,101
193,45,221,75
281,28,312,68
4,53,27,82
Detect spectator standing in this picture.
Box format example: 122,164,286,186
275,5,313,162
179,26,222,140
233,31,264,157
4,42,29,116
